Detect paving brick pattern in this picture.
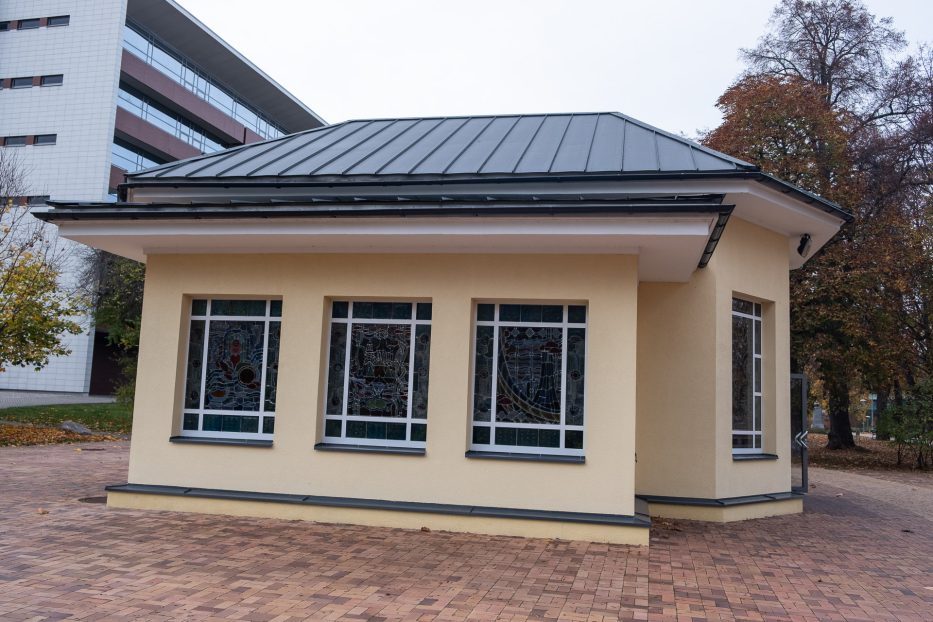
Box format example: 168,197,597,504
0,442,930,621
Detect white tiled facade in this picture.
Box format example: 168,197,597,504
0,0,128,392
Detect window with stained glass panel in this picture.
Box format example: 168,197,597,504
181,299,282,440
471,303,587,456
323,301,432,448
732,297,763,453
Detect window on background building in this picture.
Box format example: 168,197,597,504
471,303,587,456
121,23,285,140
11,77,32,89
47,15,70,27
323,301,432,448
0,22,10,32
17,19,39,30
110,140,163,173
3,136,27,147
181,299,282,440
40,74,63,87
33,134,56,146
732,298,763,453
117,85,224,154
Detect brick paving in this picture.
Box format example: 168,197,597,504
0,443,930,621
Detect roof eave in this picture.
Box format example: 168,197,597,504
35,198,733,223
118,170,851,223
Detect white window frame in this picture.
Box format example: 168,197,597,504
470,302,587,457
181,298,280,441
732,299,763,454
323,300,431,449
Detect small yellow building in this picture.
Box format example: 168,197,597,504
40,113,849,546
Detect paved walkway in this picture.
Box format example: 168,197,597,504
0,390,115,409
809,466,933,523
0,443,930,621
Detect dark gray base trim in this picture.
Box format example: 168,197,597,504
314,443,424,456
732,453,779,461
637,491,801,508
465,450,585,464
106,483,650,528
170,436,272,447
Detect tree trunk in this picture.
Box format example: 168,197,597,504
826,378,855,449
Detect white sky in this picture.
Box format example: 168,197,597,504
179,0,933,139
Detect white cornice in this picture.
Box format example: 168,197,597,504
55,215,718,283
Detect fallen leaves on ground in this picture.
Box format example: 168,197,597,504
808,432,926,471
0,424,117,447
0,402,131,434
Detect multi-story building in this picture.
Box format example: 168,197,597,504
0,0,324,393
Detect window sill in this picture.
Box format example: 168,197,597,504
732,453,778,461
169,436,273,447
314,443,425,456
465,450,585,464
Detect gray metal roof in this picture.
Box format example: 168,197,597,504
129,112,758,181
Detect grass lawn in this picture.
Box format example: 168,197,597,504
0,402,133,444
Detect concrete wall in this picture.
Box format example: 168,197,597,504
128,253,640,517
635,217,791,500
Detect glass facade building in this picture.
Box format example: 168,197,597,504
123,23,285,140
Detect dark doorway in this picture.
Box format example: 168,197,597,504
88,331,120,395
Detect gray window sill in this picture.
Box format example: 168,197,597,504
314,443,425,456
465,450,585,464
170,436,273,447
732,453,779,461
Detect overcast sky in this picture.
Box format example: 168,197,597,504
179,0,933,139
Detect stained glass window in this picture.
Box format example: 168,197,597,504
324,300,432,447
732,298,763,452
181,299,281,439
471,303,586,456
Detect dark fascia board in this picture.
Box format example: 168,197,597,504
699,211,731,268
36,198,734,222
106,483,651,528
119,170,852,222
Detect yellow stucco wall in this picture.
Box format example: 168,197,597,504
128,253,639,518
635,217,792,501
713,218,791,498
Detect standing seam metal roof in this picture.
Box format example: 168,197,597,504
129,112,758,180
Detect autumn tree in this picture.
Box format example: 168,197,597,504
0,150,82,372
707,0,932,449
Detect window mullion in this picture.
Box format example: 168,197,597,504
752,314,761,448
341,303,354,423
406,312,416,441
489,305,500,445
197,301,211,431
559,319,569,449
257,302,271,430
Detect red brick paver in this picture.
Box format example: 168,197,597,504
0,442,930,621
